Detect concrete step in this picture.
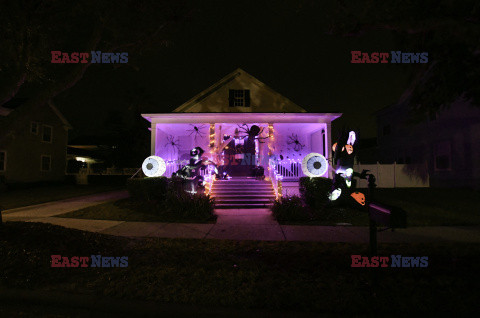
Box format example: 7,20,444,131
213,182,272,185
215,193,275,200
215,203,274,209
215,199,274,205
212,184,273,189
211,189,274,193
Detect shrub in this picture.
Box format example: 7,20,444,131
299,177,332,209
271,195,310,222
126,177,168,202
164,190,216,221
127,177,216,221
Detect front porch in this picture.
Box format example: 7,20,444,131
141,113,340,201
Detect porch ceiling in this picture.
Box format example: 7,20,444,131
142,112,342,124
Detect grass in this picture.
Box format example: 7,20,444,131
276,187,480,226
57,198,216,223
1,221,479,315
0,184,124,210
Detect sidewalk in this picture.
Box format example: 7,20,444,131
3,190,129,221
3,193,480,243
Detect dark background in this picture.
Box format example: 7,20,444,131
53,1,411,139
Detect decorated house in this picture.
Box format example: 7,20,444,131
142,69,341,207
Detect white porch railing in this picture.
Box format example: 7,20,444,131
165,160,212,178
274,159,306,179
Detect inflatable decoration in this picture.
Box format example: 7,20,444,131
142,156,166,177
302,153,328,177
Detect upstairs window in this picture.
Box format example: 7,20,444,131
0,151,5,171
42,125,53,142
229,89,250,107
31,122,39,135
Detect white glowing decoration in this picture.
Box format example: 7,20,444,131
347,131,356,145
142,156,166,177
329,188,342,201
302,153,328,177
346,180,352,188
346,168,353,177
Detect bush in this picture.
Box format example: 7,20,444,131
299,177,332,209
164,190,216,221
271,195,310,222
126,177,168,202
126,177,216,222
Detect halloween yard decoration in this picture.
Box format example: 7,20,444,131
165,135,180,153
328,129,367,207
186,124,207,141
287,133,305,152
173,147,217,194
142,156,166,177
302,152,328,177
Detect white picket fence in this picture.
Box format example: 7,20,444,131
353,162,429,188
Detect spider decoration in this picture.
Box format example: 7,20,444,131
186,124,207,141
164,135,181,153
236,124,269,143
287,134,305,152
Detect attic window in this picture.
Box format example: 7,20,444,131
229,89,250,107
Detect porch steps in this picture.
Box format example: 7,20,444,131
210,177,276,209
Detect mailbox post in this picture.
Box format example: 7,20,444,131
367,174,377,256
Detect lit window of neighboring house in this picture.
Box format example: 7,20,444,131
229,89,251,107
31,122,39,134
42,125,53,142
41,155,51,171
434,141,451,171
0,151,6,171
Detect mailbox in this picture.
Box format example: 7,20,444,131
369,202,407,228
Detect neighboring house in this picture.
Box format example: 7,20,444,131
376,97,480,188
0,98,72,184
142,68,342,200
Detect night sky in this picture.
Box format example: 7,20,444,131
55,1,412,140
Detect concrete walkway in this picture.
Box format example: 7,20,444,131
3,190,129,221
3,193,480,242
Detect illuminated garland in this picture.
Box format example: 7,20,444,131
209,124,215,149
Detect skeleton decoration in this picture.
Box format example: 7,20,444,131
287,133,305,152
186,124,207,141
173,147,219,193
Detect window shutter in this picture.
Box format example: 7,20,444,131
244,90,250,107
229,90,235,107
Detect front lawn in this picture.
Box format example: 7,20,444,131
0,222,478,315
0,184,124,210
274,187,480,226
57,198,217,223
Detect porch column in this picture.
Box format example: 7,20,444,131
325,122,333,178
150,123,156,156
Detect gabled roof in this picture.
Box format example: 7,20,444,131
172,68,308,113
0,98,72,136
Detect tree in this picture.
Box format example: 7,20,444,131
0,0,190,142
298,0,480,122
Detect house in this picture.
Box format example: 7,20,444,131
376,97,480,188
0,98,72,184
142,68,342,202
